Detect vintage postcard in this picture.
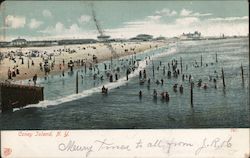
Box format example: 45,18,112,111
0,0,249,157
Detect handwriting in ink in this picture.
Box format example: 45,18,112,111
195,136,232,155
95,139,131,151
58,140,93,157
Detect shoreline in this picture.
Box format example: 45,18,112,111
0,41,168,82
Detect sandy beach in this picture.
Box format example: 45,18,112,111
0,41,166,82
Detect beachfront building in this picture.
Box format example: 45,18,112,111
27,40,58,47
97,35,111,41
1,38,98,48
11,38,27,47
0,41,10,47
154,36,166,41
58,39,97,45
130,34,153,41
180,31,201,40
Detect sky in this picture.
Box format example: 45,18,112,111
0,0,249,41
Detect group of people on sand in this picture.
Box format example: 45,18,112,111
4,53,28,80
3,46,97,80
7,66,20,80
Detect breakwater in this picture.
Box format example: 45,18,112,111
0,83,44,112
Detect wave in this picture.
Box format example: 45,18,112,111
13,45,178,111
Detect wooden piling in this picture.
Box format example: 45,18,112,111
180,57,183,73
110,57,113,71
201,55,203,67
191,82,193,107
132,55,134,65
152,64,155,78
163,66,165,75
76,71,79,94
222,68,225,88
216,53,218,63
84,63,87,74
241,64,244,83
126,69,129,81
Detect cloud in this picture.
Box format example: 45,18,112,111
146,8,177,21
180,8,212,17
124,21,148,26
39,22,63,34
147,15,162,21
138,8,178,22
68,23,81,33
109,15,248,38
5,15,26,29
208,16,248,21
78,15,91,24
175,17,200,26
39,22,97,39
180,9,192,16
42,9,52,17
155,8,177,17
28,18,43,29
38,13,248,40
54,22,64,33
193,12,212,17
39,22,98,40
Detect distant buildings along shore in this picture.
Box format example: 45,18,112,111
0,37,99,48
0,32,246,48
0,34,165,48
179,31,248,41
180,31,202,40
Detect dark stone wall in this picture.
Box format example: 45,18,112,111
0,83,44,112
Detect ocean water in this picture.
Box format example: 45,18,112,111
0,38,249,129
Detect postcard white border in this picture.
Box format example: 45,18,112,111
1,129,249,158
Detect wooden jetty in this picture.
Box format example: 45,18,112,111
0,82,44,112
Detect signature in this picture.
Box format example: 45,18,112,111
195,136,232,155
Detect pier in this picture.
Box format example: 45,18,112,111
0,83,44,112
